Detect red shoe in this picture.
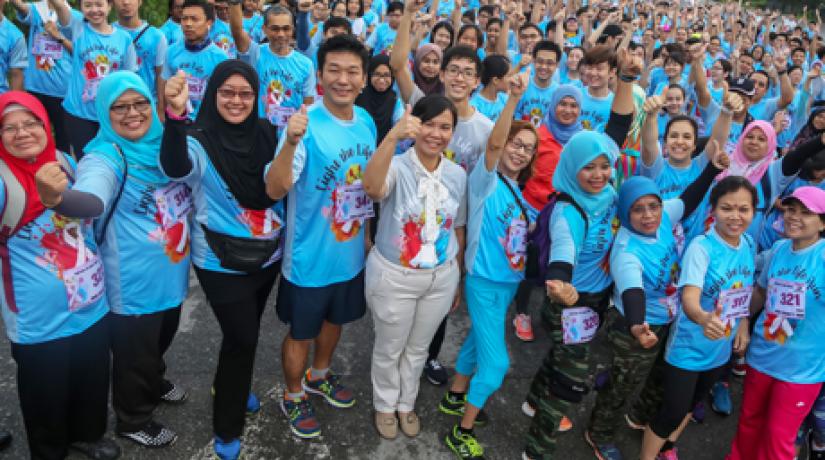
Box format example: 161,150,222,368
732,356,747,377
513,314,535,342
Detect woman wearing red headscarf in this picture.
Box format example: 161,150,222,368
0,91,118,460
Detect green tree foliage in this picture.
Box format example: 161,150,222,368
141,0,170,26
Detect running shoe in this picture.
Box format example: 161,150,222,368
214,436,241,460
519,402,572,432
690,401,706,423
424,359,449,385
445,425,485,459
584,430,624,460
732,356,747,377
624,413,646,431
246,393,261,414
655,447,679,460
159,380,188,404
280,395,321,439
710,382,733,416
118,421,177,448
69,439,121,460
809,431,825,460
438,392,489,426
302,369,355,408
513,314,535,342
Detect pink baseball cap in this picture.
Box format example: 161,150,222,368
782,186,825,214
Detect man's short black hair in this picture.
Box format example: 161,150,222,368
318,34,369,73
441,45,482,76
323,16,352,34
532,40,561,61
182,0,215,21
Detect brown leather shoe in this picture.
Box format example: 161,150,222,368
374,412,398,439
398,411,420,437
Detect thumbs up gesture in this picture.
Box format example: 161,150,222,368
630,322,659,349
390,104,421,141
642,95,665,115
165,70,189,117
702,304,726,340
286,104,309,146
546,280,579,306
508,69,529,99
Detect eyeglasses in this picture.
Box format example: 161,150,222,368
110,99,152,115
630,202,662,215
1,119,44,137
217,88,256,101
372,72,392,79
445,65,476,79
509,139,535,153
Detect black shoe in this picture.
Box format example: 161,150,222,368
159,379,188,404
437,392,489,426
117,421,177,448
0,430,11,451
423,359,448,386
69,438,121,460
810,430,825,460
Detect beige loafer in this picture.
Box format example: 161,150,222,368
398,411,420,437
375,411,398,439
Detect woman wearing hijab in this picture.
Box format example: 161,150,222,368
789,101,825,151
390,0,444,105
38,71,191,448
2,92,117,460
160,60,283,460
355,54,404,145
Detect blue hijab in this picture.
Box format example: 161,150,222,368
552,130,618,216
85,71,166,185
618,176,662,236
541,84,583,145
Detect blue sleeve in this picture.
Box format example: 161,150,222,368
699,97,721,127
302,59,316,100
274,132,307,184
9,35,27,69
161,50,173,80
365,25,379,50
62,13,83,38
238,41,259,65
664,200,685,226
296,11,310,52
678,238,710,288
611,250,644,294
548,204,586,266
122,43,138,72
155,33,168,67
639,150,664,178
72,155,120,212
16,7,33,25
757,242,778,288
392,99,404,124
468,158,497,200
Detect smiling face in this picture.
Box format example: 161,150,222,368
500,128,536,177
0,110,48,162
533,49,558,84
418,51,441,79
629,195,663,235
81,0,112,26
440,57,479,102
664,87,685,115
567,48,583,71
742,127,769,162
584,61,613,91
485,22,500,46
518,27,541,54
813,111,825,131
554,96,580,125
576,155,611,194
264,12,293,52
415,109,454,158
782,200,825,242
215,74,256,124
664,119,695,164
457,28,479,49
433,27,452,50
320,50,366,108
370,63,392,92
113,0,140,21
664,58,683,79
710,60,727,83
712,187,755,241
109,89,152,141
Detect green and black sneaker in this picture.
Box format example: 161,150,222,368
438,392,489,426
445,425,485,459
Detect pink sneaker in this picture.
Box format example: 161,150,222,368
514,314,534,342
656,447,679,460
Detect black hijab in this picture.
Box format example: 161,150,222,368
355,55,397,144
191,60,277,210
790,101,825,151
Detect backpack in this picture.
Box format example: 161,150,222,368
527,191,588,286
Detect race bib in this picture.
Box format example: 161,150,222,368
187,76,206,101
767,278,806,320
335,183,373,223
267,105,295,128
562,306,600,344
506,219,527,257
82,77,102,103
673,223,686,255
719,286,752,321
32,33,63,59
665,291,679,319
154,182,192,226
64,255,105,312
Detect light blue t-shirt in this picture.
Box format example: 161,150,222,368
61,18,138,120
114,22,167,99
465,161,535,284
161,137,284,273
366,22,397,56
73,155,190,315
758,177,825,250
666,228,756,371
0,154,108,344
580,90,614,132
0,17,27,94
210,19,237,58
159,18,183,47
548,199,617,293
515,79,558,127
611,202,684,326
470,91,507,122
276,102,377,287
243,13,264,43
239,44,316,127
18,7,79,97
161,41,228,120
748,95,780,121
748,238,825,383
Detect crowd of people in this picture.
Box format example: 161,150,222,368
0,0,822,458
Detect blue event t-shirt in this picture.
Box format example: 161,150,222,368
210,19,237,58
239,44,316,127
0,17,27,94
666,228,756,371
243,13,264,43
0,154,108,344
515,80,558,128
114,22,168,99
759,177,825,250
748,238,825,383
366,22,397,56
611,201,685,326
580,90,614,132
276,102,377,287
162,41,228,120
159,18,183,47
73,155,190,315
160,136,284,274
18,7,79,97
61,17,137,120
470,91,507,122
465,160,536,284
548,199,617,293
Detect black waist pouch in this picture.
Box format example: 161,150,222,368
201,224,278,273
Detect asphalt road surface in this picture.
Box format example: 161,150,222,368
0,273,745,459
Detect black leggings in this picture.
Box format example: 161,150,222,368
63,112,99,159
427,316,447,362
30,92,70,153
649,362,727,438
195,264,279,440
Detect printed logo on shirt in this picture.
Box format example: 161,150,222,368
150,183,192,263
322,163,372,242
32,33,62,71
238,207,282,239
399,208,454,268
82,53,119,102
597,216,621,274
663,262,681,321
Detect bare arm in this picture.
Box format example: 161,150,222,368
8,0,29,17
8,69,23,91
47,0,71,27
265,106,308,200
363,105,418,201
390,1,420,104
640,95,663,167
484,71,528,172
229,1,251,54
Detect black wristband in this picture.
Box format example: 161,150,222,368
619,73,640,82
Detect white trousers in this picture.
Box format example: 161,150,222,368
365,248,459,413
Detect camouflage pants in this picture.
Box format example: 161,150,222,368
523,288,610,460
588,319,670,444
